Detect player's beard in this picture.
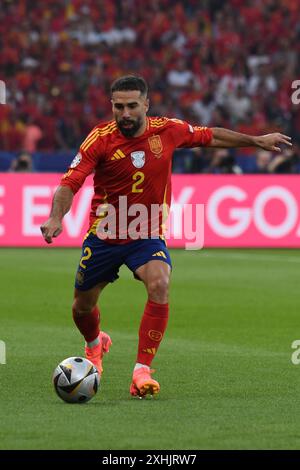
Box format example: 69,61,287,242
117,116,143,137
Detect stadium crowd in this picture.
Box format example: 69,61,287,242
1,0,300,173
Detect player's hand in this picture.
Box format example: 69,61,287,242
254,133,292,152
40,217,63,244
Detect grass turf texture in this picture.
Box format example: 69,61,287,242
0,247,300,450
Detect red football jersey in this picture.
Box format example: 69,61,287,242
60,117,212,242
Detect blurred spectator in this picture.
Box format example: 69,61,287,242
0,0,298,173
192,91,216,126
253,150,273,174
22,116,43,153
248,63,277,97
9,152,33,173
167,59,194,89
216,64,247,107
253,148,300,174
172,148,206,174
225,85,252,123
0,110,25,151
268,148,300,174
204,149,243,174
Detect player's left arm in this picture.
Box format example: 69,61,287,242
208,128,292,152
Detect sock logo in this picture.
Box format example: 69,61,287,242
142,347,156,355
148,330,162,342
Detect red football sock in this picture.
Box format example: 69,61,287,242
72,305,100,343
136,300,169,366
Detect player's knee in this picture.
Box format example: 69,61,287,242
72,299,94,317
147,276,169,303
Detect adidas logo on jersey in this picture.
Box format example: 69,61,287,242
111,149,126,160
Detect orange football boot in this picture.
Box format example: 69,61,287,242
85,331,112,375
130,367,160,398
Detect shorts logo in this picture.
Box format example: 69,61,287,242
131,151,145,168
148,330,162,342
152,251,167,259
70,152,82,168
76,271,85,285
148,135,163,156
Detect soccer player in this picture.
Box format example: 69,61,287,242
41,75,291,398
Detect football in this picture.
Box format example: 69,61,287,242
53,357,100,403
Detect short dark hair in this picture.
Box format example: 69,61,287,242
111,75,148,97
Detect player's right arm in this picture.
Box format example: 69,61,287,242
40,186,74,244
41,126,103,244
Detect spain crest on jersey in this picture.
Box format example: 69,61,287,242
131,151,145,168
148,135,163,155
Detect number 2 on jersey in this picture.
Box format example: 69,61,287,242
132,171,144,193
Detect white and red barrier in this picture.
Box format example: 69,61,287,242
1,173,300,247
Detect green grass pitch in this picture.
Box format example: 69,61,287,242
0,247,300,450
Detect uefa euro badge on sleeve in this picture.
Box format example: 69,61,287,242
70,152,82,168
131,151,145,168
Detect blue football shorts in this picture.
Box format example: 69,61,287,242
75,233,172,291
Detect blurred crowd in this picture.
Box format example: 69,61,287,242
1,0,300,173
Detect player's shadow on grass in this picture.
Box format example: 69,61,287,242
51,395,165,407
